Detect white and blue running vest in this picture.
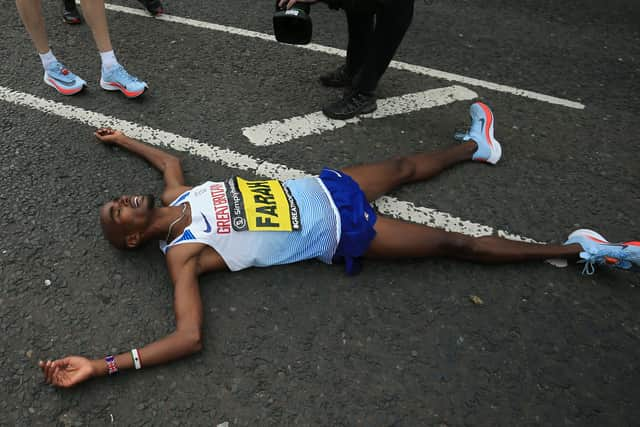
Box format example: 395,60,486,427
159,177,341,271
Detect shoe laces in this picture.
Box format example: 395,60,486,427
344,92,370,108
578,245,631,275
578,259,597,275
49,61,64,73
109,64,141,85
48,62,74,78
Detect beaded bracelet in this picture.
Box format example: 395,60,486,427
105,355,118,375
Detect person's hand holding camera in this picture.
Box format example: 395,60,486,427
278,0,319,10
274,0,317,44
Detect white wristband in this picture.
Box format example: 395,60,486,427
131,348,142,370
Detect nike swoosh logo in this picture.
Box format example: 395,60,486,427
201,213,212,233
49,75,76,87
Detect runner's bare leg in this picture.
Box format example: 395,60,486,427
79,0,113,52
340,140,580,262
343,141,477,202
366,217,580,262
16,0,49,53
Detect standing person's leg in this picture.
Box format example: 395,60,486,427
79,0,148,98
62,0,82,25
322,0,414,119
353,0,414,95
78,0,112,52
319,8,374,87
344,8,374,81
16,0,49,53
16,0,87,94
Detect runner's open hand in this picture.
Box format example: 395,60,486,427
39,356,95,388
94,127,124,145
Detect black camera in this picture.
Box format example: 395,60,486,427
273,1,312,45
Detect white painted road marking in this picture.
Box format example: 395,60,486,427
0,85,542,244
243,85,478,146
103,3,585,110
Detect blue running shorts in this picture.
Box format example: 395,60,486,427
319,168,377,275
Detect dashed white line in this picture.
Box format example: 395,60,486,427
243,85,478,146
0,85,541,243
103,3,585,110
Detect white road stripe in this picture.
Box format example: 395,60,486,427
243,86,478,146
0,85,541,244
103,3,585,110
388,61,585,110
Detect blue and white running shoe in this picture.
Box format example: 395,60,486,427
462,102,502,164
100,64,147,98
43,61,86,95
565,228,640,275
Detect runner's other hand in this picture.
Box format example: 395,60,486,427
95,128,124,144
278,0,318,9
39,356,95,388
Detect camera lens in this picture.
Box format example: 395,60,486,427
273,0,313,45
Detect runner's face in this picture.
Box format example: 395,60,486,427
99,195,155,248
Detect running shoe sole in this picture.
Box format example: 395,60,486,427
100,79,146,98
323,103,377,120
471,102,502,164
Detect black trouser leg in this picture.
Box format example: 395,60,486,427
352,0,414,94
345,8,375,76
63,0,77,11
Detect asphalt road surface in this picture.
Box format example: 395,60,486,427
1,0,639,425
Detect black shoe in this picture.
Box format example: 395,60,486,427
322,91,377,120
138,0,164,16
62,0,81,24
319,64,353,88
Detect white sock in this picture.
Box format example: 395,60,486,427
100,50,118,72
39,50,57,69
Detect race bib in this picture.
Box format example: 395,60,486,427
226,177,301,232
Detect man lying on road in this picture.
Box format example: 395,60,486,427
39,102,640,387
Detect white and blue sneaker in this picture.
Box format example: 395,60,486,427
100,64,147,98
565,229,640,275
460,102,502,164
43,61,86,95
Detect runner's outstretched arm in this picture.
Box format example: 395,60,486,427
95,128,188,204
39,252,204,388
